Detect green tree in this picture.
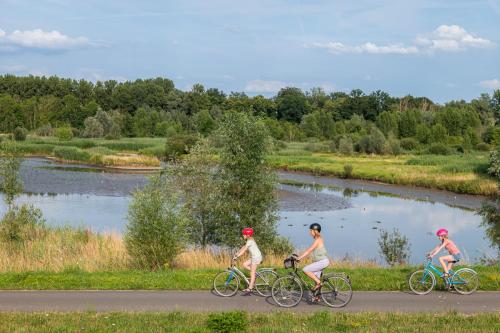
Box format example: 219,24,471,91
171,140,219,248
215,112,278,248
125,174,187,269
398,110,421,138
194,109,216,135
83,117,104,138
276,87,310,123
430,123,447,143
376,111,398,137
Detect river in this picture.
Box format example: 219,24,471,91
0,158,494,264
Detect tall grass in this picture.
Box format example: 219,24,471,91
52,146,91,162
0,227,128,272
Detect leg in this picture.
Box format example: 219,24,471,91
303,271,321,285
303,263,322,286
248,263,258,289
439,255,454,275
242,259,251,271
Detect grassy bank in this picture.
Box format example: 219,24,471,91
1,228,498,290
1,265,498,290
269,143,497,196
12,136,162,168
1,311,498,332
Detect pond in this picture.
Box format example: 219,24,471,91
0,158,494,264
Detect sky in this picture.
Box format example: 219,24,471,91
0,0,499,103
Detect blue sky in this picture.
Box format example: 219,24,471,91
0,0,499,102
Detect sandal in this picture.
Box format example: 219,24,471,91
241,289,253,296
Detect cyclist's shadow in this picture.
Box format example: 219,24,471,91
263,294,331,309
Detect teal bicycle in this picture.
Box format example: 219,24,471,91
409,257,479,295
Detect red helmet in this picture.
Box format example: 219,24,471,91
436,228,448,237
242,227,254,236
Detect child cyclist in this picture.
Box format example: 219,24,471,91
297,223,330,293
428,228,461,279
233,227,262,296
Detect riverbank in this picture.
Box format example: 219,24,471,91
8,137,497,196
1,311,498,332
269,146,497,196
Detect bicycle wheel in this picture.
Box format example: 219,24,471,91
272,275,303,308
255,270,279,297
320,275,353,308
451,268,478,295
213,270,240,297
409,269,435,295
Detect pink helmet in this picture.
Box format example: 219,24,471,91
436,228,448,237
242,227,254,237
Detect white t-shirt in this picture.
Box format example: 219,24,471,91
246,239,262,260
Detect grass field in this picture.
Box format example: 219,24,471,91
0,311,498,333
269,142,497,196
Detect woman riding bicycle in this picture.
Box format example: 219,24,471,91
297,223,329,292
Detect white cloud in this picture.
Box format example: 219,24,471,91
479,79,500,89
312,41,418,55
245,79,287,93
416,25,493,52
310,24,493,55
0,28,91,51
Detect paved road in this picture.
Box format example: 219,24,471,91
0,291,498,313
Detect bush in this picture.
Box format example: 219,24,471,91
378,228,411,266
206,311,248,333
338,137,354,155
357,128,386,154
165,134,199,160
488,146,500,180
54,127,73,141
426,143,452,155
125,175,187,269
386,138,401,155
475,143,490,151
13,127,27,141
400,138,419,151
0,204,45,243
35,124,53,137
53,146,91,161
343,164,353,178
83,117,104,138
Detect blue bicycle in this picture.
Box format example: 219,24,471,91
409,258,478,295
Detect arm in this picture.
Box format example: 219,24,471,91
298,239,320,261
429,241,446,257
234,244,248,259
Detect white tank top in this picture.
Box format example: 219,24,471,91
246,239,262,259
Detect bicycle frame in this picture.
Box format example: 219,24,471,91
225,265,250,287
422,260,466,286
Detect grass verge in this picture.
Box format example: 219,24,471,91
0,265,498,290
0,311,498,333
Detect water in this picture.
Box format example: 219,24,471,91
0,158,493,264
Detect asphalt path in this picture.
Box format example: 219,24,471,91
0,291,498,313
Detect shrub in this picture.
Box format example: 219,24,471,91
105,122,121,140
165,134,199,160
343,164,353,178
378,228,411,266
475,143,490,151
54,127,73,141
53,146,91,161
13,127,27,141
206,311,248,333
125,175,187,269
0,204,45,243
338,137,354,155
357,128,386,154
386,138,401,155
83,117,104,138
488,146,500,180
400,138,419,151
35,124,53,137
426,143,452,155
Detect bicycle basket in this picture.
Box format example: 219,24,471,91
284,257,295,269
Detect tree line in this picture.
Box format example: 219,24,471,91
0,75,499,154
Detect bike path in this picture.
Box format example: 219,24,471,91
0,291,498,313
